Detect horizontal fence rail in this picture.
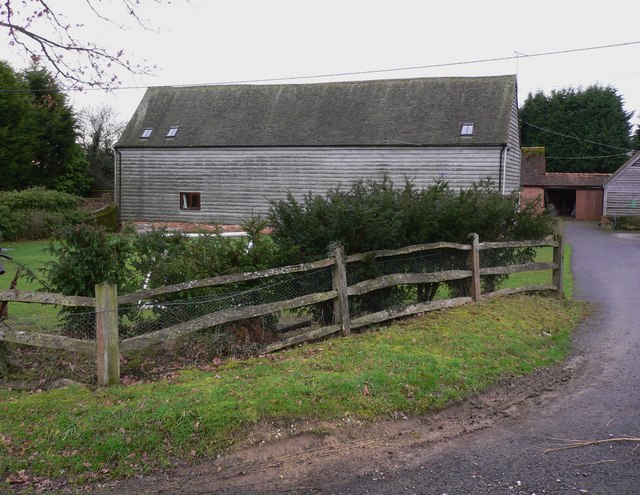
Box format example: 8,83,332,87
345,241,472,263
0,233,564,386
0,327,95,354
0,290,95,307
118,258,336,305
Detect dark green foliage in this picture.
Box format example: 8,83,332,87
0,187,82,211
53,143,92,195
126,216,279,339
41,223,138,298
520,85,634,173
0,188,86,241
39,216,278,340
0,61,88,194
632,128,640,150
269,178,555,310
23,65,79,188
0,61,35,188
39,223,138,338
132,216,275,289
270,178,553,257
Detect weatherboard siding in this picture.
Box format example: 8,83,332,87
604,160,640,216
117,147,507,224
504,93,521,193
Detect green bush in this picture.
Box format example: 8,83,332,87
269,178,555,314
131,216,275,288
0,188,86,241
39,223,138,338
39,216,278,340
605,215,640,231
125,216,278,339
269,178,553,260
0,187,82,211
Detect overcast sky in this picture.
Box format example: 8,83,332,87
5,0,640,131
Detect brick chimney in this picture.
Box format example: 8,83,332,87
521,147,546,186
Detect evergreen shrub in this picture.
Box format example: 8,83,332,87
269,177,555,315
0,188,85,240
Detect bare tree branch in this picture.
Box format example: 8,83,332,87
0,0,173,89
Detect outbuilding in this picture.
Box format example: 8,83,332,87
520,148,610,221
115,75,522,225
603,151,640,217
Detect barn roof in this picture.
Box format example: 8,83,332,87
116,75,517,148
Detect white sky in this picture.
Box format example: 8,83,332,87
4,0,640,131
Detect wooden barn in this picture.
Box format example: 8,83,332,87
603,151,640,217
115,75,521,225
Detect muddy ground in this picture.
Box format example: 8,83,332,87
89,361,577,494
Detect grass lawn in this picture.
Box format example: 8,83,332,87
0,295,585,486
502,244,573,298
1,240,59,327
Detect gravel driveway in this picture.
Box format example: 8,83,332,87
330,221,640,494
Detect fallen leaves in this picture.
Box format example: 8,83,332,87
5,470,53,490
5,469,29,485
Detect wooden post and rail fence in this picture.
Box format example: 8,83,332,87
0,234,564,386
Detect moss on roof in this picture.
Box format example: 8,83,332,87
116,75,517,148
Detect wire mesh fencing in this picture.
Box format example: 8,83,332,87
0,236,563,385
116,265,336,355
345,247,471,319
0,303,96,339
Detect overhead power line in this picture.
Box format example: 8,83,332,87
546,152,634,160
0,40,639,93
176,40,640,88
520,120,635,152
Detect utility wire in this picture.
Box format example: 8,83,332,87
546,152,634,160
1,40,639,93
171,40,640,88
520,120,635,152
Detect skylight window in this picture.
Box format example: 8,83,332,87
140,128,153,139
166,126,179,138
460,123,475,136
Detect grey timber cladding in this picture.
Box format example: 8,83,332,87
116,75,517,148
117,147,506,224
604,152,640,216
504,92,522,193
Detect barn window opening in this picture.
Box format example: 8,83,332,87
140,128,153,139
180,192,201,210
166,126,179,138
460,122,475,136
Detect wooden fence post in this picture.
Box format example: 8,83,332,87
553,233,564,299
469,233,481,302
331,245,351,337
95,282,120,386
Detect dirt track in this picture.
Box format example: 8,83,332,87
98,222,640,494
